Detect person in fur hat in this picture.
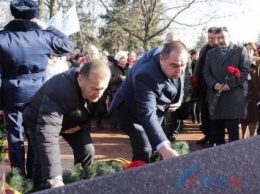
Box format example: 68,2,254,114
0,0,73,182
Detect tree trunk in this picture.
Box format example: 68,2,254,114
37,0,44,20
143,40,148,51
49,0,58,19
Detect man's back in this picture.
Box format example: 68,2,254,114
0,20,73,107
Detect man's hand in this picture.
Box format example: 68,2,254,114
50,179,64,188
158,144,179,160
221,84,230,92
214,83,223,91
119,75,126,81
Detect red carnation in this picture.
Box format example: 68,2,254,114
209,65,241,115
81,57,86,63
234,68,241,78
189,76,198,87
125,160,146,169
227,66,235,74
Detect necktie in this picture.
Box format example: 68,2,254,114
221,48,227,56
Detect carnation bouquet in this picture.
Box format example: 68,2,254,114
189,75,198,87
209,66,241,115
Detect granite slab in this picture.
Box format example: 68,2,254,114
34,136,260,194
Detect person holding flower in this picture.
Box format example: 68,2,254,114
203,27,250,146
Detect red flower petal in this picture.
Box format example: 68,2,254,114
126,160,146,169
189,76,198,87
227,66,235,74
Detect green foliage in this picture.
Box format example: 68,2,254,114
150,141,190,162
173,141,190,155
86,160,124,179
5,168,34,194
62,163,85,184
99,0,163,51
5,141,190,193
150,150,161,162
196,34,207,49
0,139,7,161
0,123,7,139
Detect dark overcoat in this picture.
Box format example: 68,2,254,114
23,69,93,181
203,43,249,119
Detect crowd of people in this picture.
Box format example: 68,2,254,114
1,0,260,191
191,27,260,148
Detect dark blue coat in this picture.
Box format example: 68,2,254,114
0,19,74,108
109,45,184,148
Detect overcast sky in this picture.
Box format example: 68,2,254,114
208,0,259,44
171,0,260,48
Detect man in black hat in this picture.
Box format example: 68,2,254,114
0,0,73,178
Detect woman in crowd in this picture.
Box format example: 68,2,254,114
109,51,130,131
241,42,260,138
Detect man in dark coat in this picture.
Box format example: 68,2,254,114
109,41,188,162
0,0,73,178
192,27,218,145
22,59,111,188
203,27,249,145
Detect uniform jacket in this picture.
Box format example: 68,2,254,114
0,19,73,109
23,69,93,180
109,45,185,148
203,42,250,119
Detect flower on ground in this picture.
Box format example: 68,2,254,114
124,160,146,169
209,65,241,115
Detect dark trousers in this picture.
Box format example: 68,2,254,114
23,103,94,186
118,102,154,163
191,101,201,123
162,111,181,139
95,98,108,125
4,106,34,178
28,128,94,186
110,109,119,130
199,98,211,138
210,119,239,145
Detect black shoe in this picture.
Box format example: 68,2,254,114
209,142,216,147
196,137,209,144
